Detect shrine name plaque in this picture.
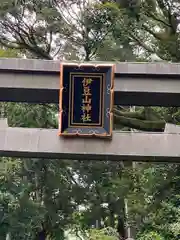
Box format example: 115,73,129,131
59,63,115,138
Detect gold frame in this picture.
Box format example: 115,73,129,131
69,73,104,127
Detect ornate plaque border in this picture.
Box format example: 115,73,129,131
59,62,115,138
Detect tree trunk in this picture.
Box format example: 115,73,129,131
108,202,115,228
36,229,46,240
117,215,126,240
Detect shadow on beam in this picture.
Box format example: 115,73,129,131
0,127,180,162
1,89,180,106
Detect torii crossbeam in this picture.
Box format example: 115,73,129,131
0,127,179,162
1,58,180,106
1,58,180,161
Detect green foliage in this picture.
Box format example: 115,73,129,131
1,1,180,240
88,228,118,240
0,48,19,58
138,231,164,240
0,158,46,239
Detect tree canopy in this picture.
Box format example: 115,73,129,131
0,1,180,240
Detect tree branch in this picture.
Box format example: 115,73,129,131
129,32,155,54
145,12,171,28
114,114,165,132
142,24,165,41
114,107,146,120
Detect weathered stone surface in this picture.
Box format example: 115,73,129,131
0,127,180,161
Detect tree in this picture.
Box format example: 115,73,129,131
0,0,117,60
0,0,168,131
1,1,180,240
103,0,180,62
0,158,46,240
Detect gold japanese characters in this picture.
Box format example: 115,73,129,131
81,77,93,123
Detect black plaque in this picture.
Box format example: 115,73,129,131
59,63,115,138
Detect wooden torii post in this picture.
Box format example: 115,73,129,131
0,58,180,161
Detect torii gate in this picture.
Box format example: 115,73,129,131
0,58,180,162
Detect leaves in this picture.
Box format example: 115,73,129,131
2,1,180,240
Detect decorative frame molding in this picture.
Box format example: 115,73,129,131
59,62,115,138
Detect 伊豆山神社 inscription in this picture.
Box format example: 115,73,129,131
59,63,115,138
81,77,93,123
70,74,102,126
